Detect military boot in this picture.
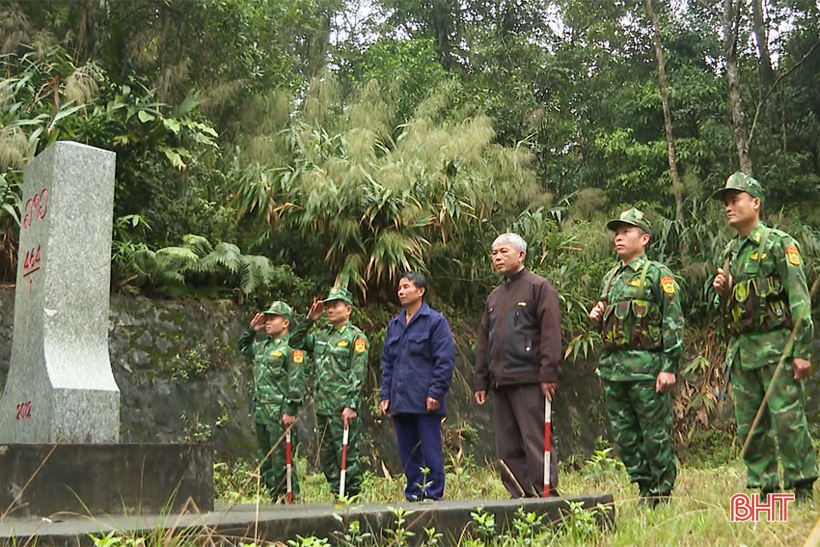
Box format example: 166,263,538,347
794,481,814,505
759,486,780,505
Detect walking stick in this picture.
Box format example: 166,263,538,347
543,396,552,497
286,427,293,503
339,423,350,498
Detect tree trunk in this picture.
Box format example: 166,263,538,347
723,0,753,175
751,0,775,90
781,88,787,151
156,1,173,104
751,0,779,127
85,0,97,60
645,0,684,226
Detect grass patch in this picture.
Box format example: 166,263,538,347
206,448,820,546
677,428,738,469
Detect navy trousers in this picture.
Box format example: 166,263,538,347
393,413,445,501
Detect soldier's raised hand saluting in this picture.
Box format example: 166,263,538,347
307,297,324,321
250,312,266,331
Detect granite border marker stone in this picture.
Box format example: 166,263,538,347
0,141,120,443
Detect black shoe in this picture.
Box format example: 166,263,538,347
795,483,814,505
640,493,671,509
760,487,780,503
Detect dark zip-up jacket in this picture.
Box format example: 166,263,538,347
475,268,562,390
380,302,456,415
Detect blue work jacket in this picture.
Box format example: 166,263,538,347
380,302,456,416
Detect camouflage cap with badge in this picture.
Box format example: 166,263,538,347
606,207,652,235
323,285,354,307
710,171,765,204
263,300,293,321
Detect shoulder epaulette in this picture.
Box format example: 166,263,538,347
767,228,795,244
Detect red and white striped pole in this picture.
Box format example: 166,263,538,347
543,396,552,497
285,427,293,503
339,424,350,498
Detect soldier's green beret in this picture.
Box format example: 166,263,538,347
606,207,652,235
711,172,765,204
323,286,354,306
264,300,293,321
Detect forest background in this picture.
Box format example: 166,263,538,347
2,0,820,450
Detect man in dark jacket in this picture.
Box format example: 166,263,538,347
474,233,562,498
380,272,456,501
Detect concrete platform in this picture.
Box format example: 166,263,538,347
0,495,614,546
0,444,213,517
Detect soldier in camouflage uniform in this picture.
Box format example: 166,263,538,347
712,172,818,503
290,286,369,498
239,301,306,501
589,208,683,507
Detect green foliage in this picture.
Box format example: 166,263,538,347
170,343,213,381
231,75,544,301
420,527,443,547
179,412,213,444
333,518,372,547
384,507,415,547
580,440,627,483
508,507,547,547
351,37,451,126
469,506,496,544
113,233,307,302
89,531,123,547
679,428,737,469
0,172,21,280
556,501,605,543
287,536,332,547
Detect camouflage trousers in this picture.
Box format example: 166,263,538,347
732,359,818,490
604,380,676,496
316,412,362,498
255,416,300,502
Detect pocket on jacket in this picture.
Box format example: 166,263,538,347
407,332,430,355
505,308,537,372
330,343,351,365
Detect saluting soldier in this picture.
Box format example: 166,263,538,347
239,300,306,502
712,172,818,503
289,286,369,499
589,208,683,507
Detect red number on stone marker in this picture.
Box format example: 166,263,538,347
21,189,48,231
22,245,42,274
22,199,32,229
31,194,40,221
38,189,48,220
15,401,32,421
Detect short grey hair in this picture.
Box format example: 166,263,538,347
492,233,527,255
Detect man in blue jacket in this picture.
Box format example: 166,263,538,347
380,272,456,501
